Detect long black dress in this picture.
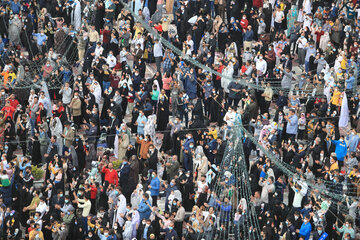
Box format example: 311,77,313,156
31,136,41,166
156,97,170,131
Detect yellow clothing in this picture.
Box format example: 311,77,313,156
28,196,40,214
330,90,341,106
208,129,218,139
134,26,144,37
29,230,44,240
341,59,347,70
330,162,339,172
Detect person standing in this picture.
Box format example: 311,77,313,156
69,91,82,126
153,39,163,73
285,109,298,141
149,171,160,207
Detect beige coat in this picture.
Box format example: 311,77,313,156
197,156,209,181
69,97,82,116
63,127,74,148
118,133,129,161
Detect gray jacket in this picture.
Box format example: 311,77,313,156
314,58,327,74
30,103,39,120
59,87,72,104
281,71,293,89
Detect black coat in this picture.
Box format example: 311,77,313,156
148,149,158,172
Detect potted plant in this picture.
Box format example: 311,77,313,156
32,165,44,188
112,159,123,169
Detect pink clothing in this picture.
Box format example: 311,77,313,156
162,77,172,90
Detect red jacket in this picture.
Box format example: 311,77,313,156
102,167,118,186
1,105,15,119
240,19,249,32
8,99,19,109
90,185,98,199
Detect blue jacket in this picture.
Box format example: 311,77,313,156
183,138,195,151
149,177,160,196
332,140,347,161
299,222,312,240
61,70,72,83
138,199,152,220
32,33,47,46
346,76,355,89
347,134,360,153
132,74,142,91
206,139,217,152
243,30,254,41
136,114,147,135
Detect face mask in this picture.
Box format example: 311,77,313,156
304,220,308,223
151,174,155,178
317,230,322,235
65,199,69,203
145,224,150,227
88,234,93,237
104,233,109,237
189,145,194,148
345,223,349,228
294,216,299,220
299,147,303,150
243,17,246,19
170,182,175,187
34,216,38,220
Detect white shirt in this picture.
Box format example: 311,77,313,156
36,202,48,218
297,37,308,49
196,181,208,194
153,42,163,57
134,37,144,50
186,39,194,51
255,58,267,76
94,46,104,59
120,50,128,62
275,11,284,23
223,111,236,126
106,54,117,68
28,93,37,106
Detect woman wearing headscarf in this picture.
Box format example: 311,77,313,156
50,117,63,155
218,21,229,53
16,113,28,156
286,5,298,37
8,15,22,46
156,89,169,131
4,116,16,157
117,130,130,161
91,80,102,106
131,184,144,209
71,0,82,31
196,156,209,181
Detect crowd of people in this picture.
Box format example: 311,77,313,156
0,0,359,239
